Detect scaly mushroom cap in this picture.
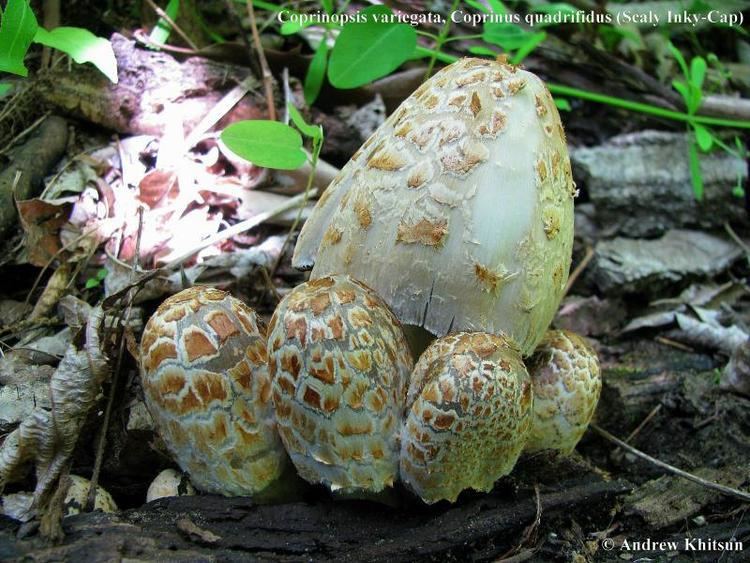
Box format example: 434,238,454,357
139,287,287,496
294,57,575,355
146,469,196,502
400,332,533,504
267,275,413,494
525,330,601,454
64,475,118,515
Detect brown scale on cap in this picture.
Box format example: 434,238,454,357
525,330,601,454
139,286,287,496
400,332,533,504
267,275,414,494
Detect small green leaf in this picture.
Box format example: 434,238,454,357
304,38,329,105
149,0,180,47
85,277,101,289
328,5,417,89
672,79,690,104
667,41,688,79
280,15,315,36
483,23,532,51
463,0,490,13
732,184,745,198
321,0,334,15
33,27,118,83
693,123,713,151
468,45,497,56
554,97,572,111
0,82,12,97
288,103,322,140
486,0,507,14
689,56,706,91
0,0,38,76
221,120,307,170
688,137,704,200
510,31,546,64
96,267,108,281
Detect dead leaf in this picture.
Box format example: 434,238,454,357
16,198,71,267
30,264,71,321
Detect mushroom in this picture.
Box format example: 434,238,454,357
146,469,196,502
63,475,118,516
139,286,287,496
524,330,601,454
267,275,413,494
400,332,532,503
293,57,575,356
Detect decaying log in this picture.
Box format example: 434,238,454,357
0,458,629,561
571,131,748,237
36,34,264,137
0,116,68,239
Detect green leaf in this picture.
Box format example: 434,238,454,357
0,0,38,77
689,56,706,91
468,45,497,56
304,37,328,104
0,82,12,97
731,183,745,198
667,41,689,79
328,5,417,89
510,31,546,64
688,137,704,200
483,23,532,51
288,103,322,140
531,2,578,16
280,15,315,36
96,267,108,281
693,123,713,151
85,277,101,289
321,0,334,15
221,120,307,170
672,79,690,104
486,0,507,14
33,27,118,83
554,97,572,111
463,0,490,13
149,0,180,47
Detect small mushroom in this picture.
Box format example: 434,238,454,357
525,330,601,454
294,57,575,356
146,469,196,502
139,287,287,496
63,475,118,515
267,275,414,494
400,332,533,503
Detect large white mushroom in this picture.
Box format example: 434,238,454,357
294,57,576,356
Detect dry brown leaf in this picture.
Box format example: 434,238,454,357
30,264,71,321
16,198,71,267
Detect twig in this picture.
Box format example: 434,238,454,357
0,113,50,157
725,222,750,262
655,336,695,353
87,209,144,511
144,0,198,50
591,423,750,503
564,245,594,296
624,404,662,444
185,76,256,148
246,0,276,121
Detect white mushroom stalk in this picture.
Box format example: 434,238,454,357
294,57,576,355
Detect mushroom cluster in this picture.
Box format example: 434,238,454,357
139,57,601,504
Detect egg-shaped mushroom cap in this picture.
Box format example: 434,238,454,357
400,332,533,504
267,275,413,494
525,330,601,454
294,57,575,356
139,286,287,496
146,469,196,502
63,475,118,515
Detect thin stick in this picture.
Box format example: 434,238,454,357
0,113,51,157
564,245,594,296
591,423,750,503
725,222,750,261
246,0,276,121
624,404,662,444
185,77,255,148
144,0,198,50
161,188,317,271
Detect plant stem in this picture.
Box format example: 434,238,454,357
413,46,750,130
424,0,461,80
